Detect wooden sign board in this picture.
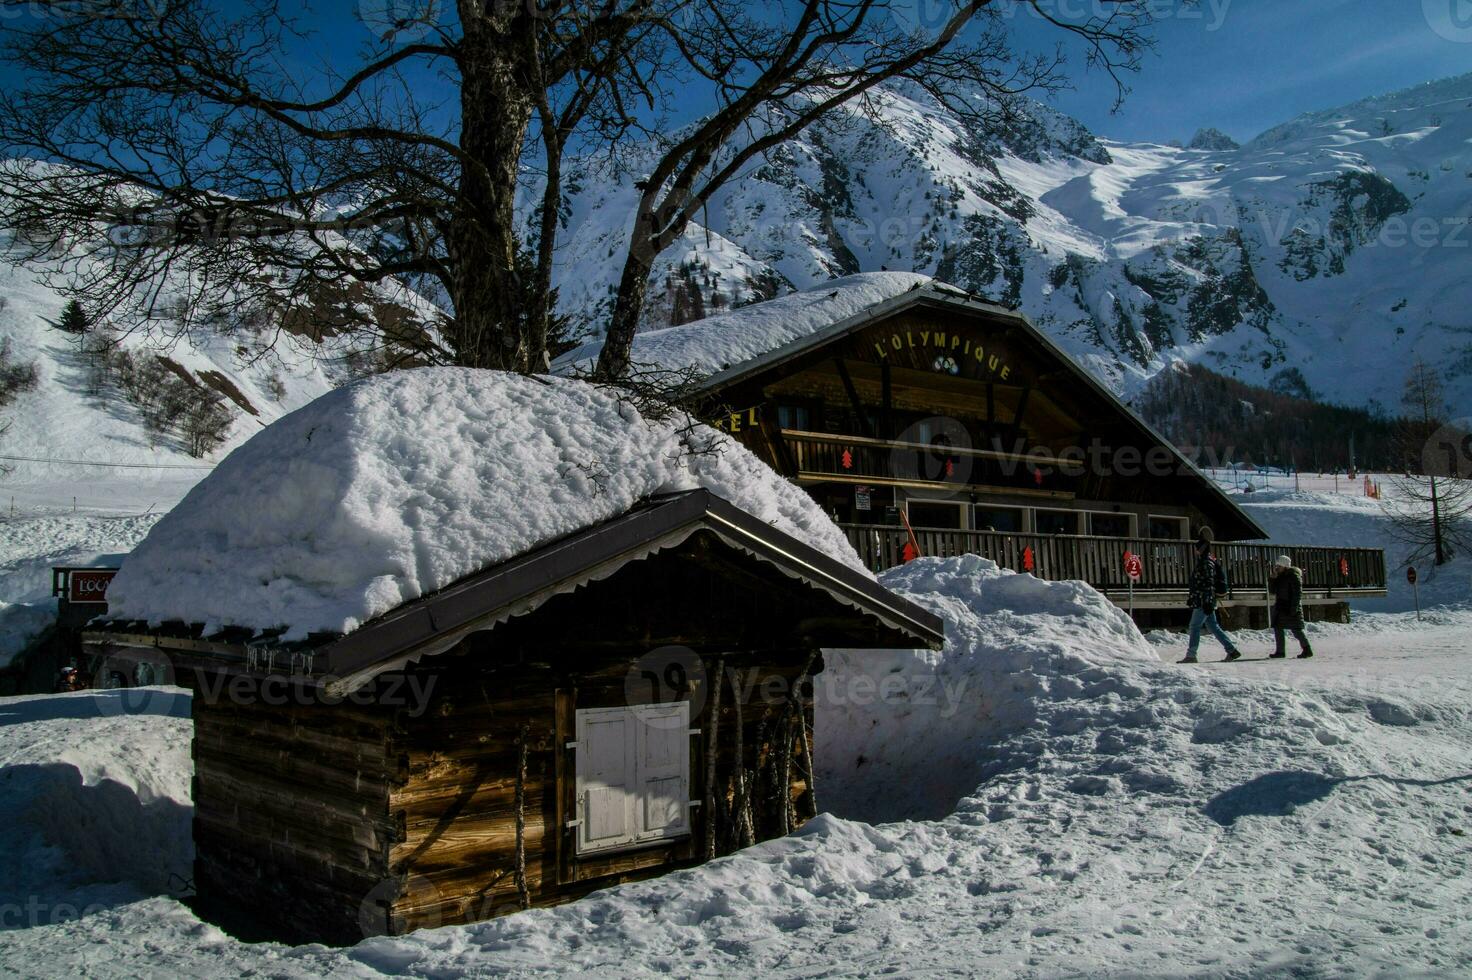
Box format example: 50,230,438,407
68,568,117,605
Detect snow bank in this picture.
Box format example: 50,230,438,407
105,368,864,637
0,690,193,910
0,516,156,669
819,555,1155,821
555,272,931,378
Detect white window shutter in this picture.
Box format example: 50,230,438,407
573,700,692,855
575,708,636,853
633,702,690,842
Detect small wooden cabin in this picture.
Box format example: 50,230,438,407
83,489,943,945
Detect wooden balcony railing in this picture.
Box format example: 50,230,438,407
783,429,1068,496
840,525,1388,600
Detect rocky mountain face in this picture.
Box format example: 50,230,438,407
1187,128,1240,151
547,74,1472,412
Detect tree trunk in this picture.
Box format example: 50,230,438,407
1430,474,1446,565
593,245,653,380
446,13,538,371
529,119,562,373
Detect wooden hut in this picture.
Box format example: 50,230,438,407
82,489,943,944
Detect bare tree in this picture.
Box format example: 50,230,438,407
1383,359,1472,567
2,0,1149,380
0,0,649,371
593,0,1150,379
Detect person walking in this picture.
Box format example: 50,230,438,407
1179,527,1242,664
1269,555,1315,659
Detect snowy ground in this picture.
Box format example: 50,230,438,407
0,458,1467,976
0,555,1468,977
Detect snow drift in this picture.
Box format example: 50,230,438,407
819,555,1158,822
104,368,865,637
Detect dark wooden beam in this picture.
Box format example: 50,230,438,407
1011,386,1032,437
832,358,875,439
880,362,893,441
760,402,800,478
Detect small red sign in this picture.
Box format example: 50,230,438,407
1124,551,1143,582
1407,566,1418,585
1022,546,1035,573
841,449,854,470
68,569,117,604
1339,556,1350,577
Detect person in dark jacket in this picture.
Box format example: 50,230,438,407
1180,527,1242,664
1269,555,1314,659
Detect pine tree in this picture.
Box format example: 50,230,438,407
1383,359,1472,566
56,299,90,334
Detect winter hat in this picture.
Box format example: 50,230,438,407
1274,555,1292,568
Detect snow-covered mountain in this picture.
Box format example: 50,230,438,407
547,73,1472,412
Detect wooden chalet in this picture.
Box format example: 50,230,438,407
686,280,1387,622
82,489,943,944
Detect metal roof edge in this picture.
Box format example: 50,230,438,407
318,488,944,692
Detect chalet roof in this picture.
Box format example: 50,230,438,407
563,276,1267,540
553,272,933,379
86,489,945,694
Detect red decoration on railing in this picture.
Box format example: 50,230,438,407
841,448,854,470
1022,546,1034,572
902,540,919,563
1340,556,1350,577
1033,466,1043,487
945,458,955,477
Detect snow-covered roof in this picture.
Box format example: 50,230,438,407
555,271,933,379
104,368,866,639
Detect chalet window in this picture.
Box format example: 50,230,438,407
974,505,1023,533
905,501,964,530
776,404,811,431
1148,515,1189,540
1033,509,1079,535
1087,512,1133,537
573,702,692,855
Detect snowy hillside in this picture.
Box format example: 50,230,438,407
2,556,1470,975
0,243,361,512
547,73,1472,410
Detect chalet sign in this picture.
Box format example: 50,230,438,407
870,327,1015,381
709,405,762,433
68,568,117,605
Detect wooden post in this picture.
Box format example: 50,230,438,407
514,723,530,910
730,670,754,848
703,655,724,859
798,699,817,820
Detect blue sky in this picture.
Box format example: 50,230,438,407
3,1,1468,147
1022,0,1472,143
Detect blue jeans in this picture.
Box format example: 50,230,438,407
1186,607,1238,659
